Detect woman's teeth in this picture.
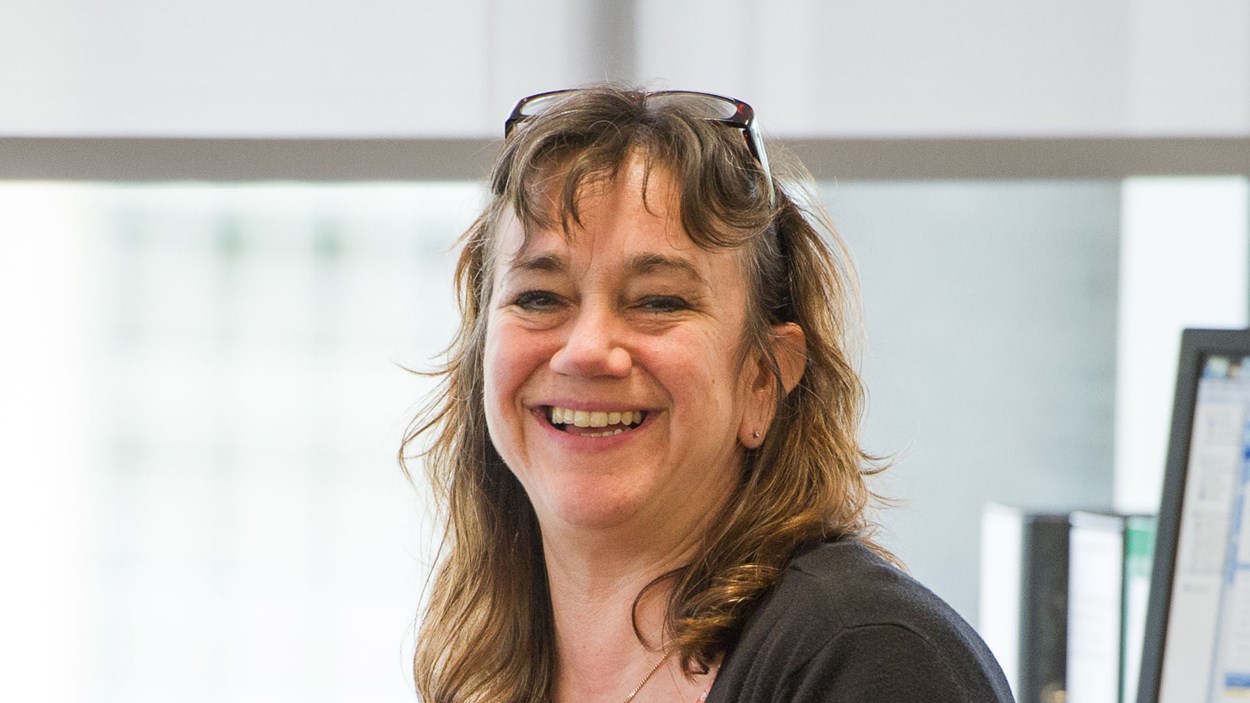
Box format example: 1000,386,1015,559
548,406,645,430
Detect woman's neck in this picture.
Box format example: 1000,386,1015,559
544,527,687,656
543,528,704,703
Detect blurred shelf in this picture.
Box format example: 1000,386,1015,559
2,136,1248,182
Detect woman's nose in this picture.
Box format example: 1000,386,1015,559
548,304,632,378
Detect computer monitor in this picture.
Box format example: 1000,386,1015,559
1138,328,1250,703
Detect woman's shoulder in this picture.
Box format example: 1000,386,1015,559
706,537,1015,703
784,537,961,631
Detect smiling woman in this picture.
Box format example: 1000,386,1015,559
400,85,1015,703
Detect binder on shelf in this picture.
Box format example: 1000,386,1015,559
1121,516,1155,703
980,504,1072,703
1065,511,1156,703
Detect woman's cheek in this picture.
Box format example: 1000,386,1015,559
482,320,535,456
481,323,512,442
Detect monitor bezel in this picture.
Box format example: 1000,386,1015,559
1137,327,1250,703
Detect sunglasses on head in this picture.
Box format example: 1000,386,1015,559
504,89,776,207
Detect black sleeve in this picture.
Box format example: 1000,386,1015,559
787,623,1015,703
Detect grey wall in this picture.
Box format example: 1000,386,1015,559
3,0,1247,137
824,180,1121,622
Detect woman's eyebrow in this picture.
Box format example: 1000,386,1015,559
506,251,708,287
626,253,708,287
508,252,567,275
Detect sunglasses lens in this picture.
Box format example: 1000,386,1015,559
516,92,744,125
648,93,742,122
516,93,566,119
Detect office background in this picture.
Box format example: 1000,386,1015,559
1,1,1247,701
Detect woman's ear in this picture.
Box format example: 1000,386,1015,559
739,323,808,448
771,322,807,396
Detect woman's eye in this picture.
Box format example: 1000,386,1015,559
637,295,691,313
511,290,563,312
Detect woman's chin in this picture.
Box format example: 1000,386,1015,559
536,486,651,534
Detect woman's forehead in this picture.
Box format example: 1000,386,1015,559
491,205,745,294
495,202,699,270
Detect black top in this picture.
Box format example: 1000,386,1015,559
705,538,1015,702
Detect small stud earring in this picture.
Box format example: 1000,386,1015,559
752,431,761,439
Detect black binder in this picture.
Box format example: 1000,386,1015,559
982,505,1070,703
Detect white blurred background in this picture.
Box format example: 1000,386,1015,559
0,183,481,701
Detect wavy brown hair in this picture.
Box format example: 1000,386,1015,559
400,85,889,703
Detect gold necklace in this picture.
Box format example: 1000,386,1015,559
622,652,670,703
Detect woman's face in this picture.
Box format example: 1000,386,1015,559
482,156,774,541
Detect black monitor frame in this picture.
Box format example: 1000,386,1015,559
1137,327,1250,703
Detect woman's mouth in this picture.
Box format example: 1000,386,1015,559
546,406,648,437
